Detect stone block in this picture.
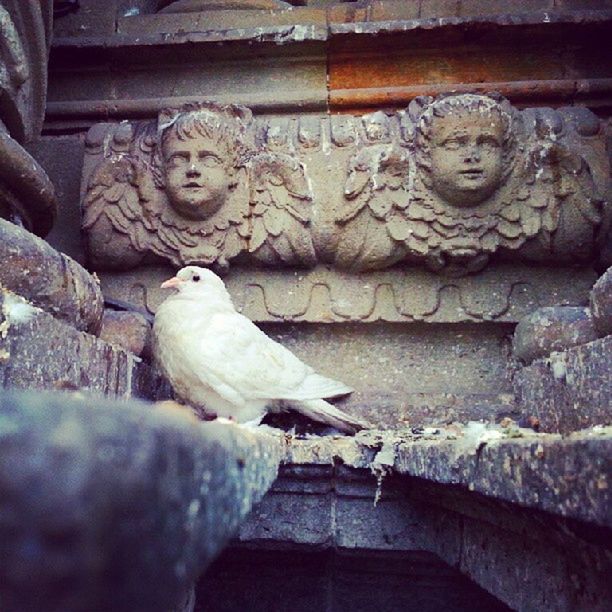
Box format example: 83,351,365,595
419,0,459,18
514,335,612,434
459,517,572,612
513,306,598,364
335,494,425,551
0,390,282,612
590,266,612,337
99,310,151,357
239,489,333,546
0,221,103,334
368,1,420,22
0,290,166,401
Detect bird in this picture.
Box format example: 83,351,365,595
152,266,369,434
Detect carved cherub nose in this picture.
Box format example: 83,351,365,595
464,145,481,163
186,162,200,177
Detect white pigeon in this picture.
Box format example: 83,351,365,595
152,266,368,434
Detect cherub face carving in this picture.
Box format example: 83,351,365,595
162,132,231,220
429,112,504,207
416,95,516,209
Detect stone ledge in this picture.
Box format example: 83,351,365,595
514,335,612,434
242,426,611,612
0,220,102,333
51,8,612,49
0,391,282,612
279,426,611,528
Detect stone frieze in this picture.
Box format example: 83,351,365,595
81,94,608,274
99,265,596,325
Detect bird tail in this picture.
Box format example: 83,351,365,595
292,399,369,434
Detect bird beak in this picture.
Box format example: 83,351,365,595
160,276,182,290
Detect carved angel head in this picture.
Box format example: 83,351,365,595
415,94,517,208
155,102,252,221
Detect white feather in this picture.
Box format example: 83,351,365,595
2,292,40,326
153,266,367,433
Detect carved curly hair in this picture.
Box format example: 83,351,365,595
152,101,254,188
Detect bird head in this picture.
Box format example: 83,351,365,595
160,266,227,296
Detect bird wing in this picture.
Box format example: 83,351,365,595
187,311,351,402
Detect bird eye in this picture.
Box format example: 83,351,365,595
193,275,200,282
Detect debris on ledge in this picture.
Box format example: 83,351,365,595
277,422,611,528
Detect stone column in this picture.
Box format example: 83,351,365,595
0,0,57,235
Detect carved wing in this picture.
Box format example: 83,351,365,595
249,152,316,266
336,148,379,224
82,156,145,234
335,145,412,270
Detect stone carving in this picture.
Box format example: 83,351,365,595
82,95,608,275
335,144,413,270
249,152,317,267
335,94,605,274
98,265,596,325
0,0,56,236
82,102,315,271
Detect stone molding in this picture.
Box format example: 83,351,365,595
99,264,596,325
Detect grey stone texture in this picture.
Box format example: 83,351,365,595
514,335,612,434
0,219,103,334
99,309,152,358
512,306,599,364
0,0,57,236
239,428,612,611
0,390,282,612
0,289,166,401
276,427,611,528
27,136,87,263
591,265,612,337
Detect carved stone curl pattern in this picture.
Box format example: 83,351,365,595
335,93,606,274
82,101,315,272
81,94,608,274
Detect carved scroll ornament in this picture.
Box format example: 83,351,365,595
81,94,608,275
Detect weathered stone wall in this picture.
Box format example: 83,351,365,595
21,1,607,433
1,3,608,610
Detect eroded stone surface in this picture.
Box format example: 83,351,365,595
0,390,281,612
591,266,612,337
0,289,165,400
239,425,612,612
99,309,151,357
513,306,599,364
514,335,612,434
0,219,103,334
